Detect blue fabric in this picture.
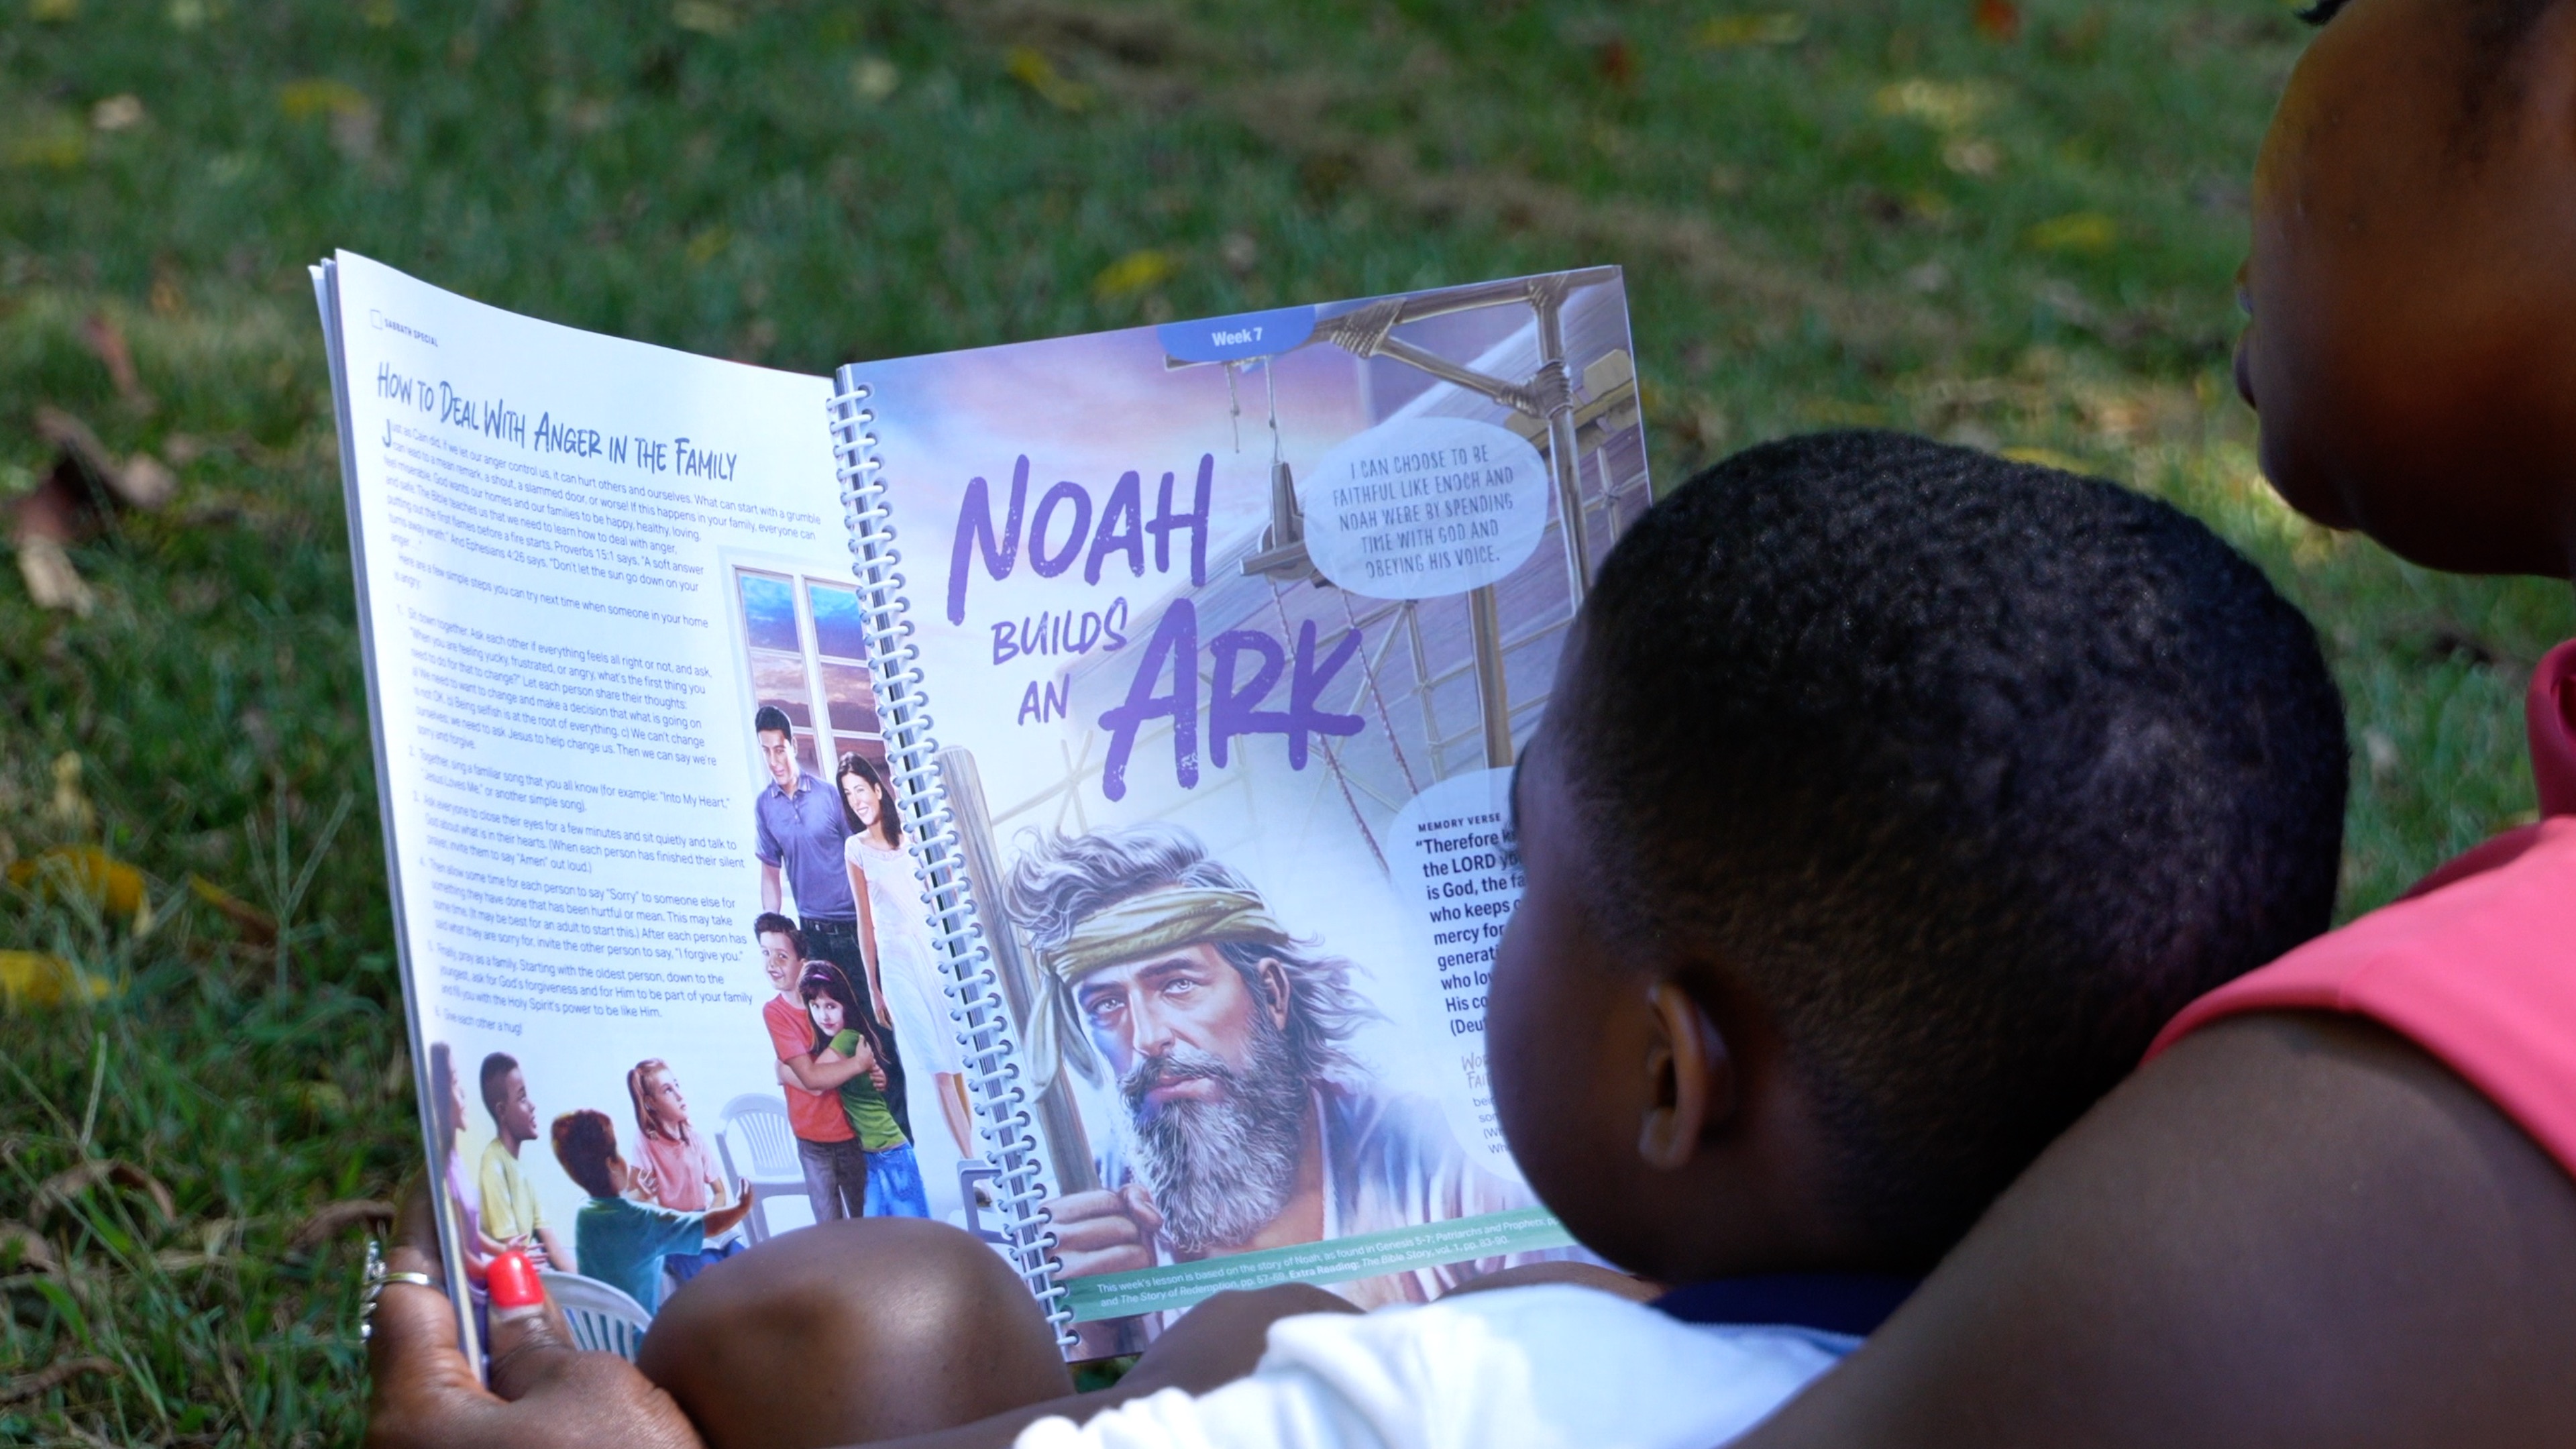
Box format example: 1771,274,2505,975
753,769,855,918
1650,1274,1919,1338
865,1143,930,1218
663,1236,747,1287
573,1196,705,1313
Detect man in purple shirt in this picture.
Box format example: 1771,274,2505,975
751,704,910,1137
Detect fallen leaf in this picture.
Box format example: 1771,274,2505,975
1941,137,2002,176
277,78,378,160
278,78,372,122
0,1356,120,1406
76,317,151,411
0,1220,60,1273
672,0,736,34
288,1198,396,1252
1694,13,1807,48
0,949,111,1012
850,55,899,103
189,874,278,943
1006,46,1092,113
1874,77,2000,131
14,535,94,616
9,845,150,924
48,753,97,836
1093,249,1175,300
1,109,87,170
2027,209,2118,252
34,1161,175,1225
32,405,176,508
90,95,146,132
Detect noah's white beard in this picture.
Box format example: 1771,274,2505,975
1120,1015,1310,1257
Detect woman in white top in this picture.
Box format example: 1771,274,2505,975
838,752,973,1157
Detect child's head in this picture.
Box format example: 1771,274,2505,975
480,1051,535,1141
551,1108,626,1199
1490,431,2349,1281
754,912,804,994
628,1058,688,1142
801,962,862,1042
2239,0,2576,573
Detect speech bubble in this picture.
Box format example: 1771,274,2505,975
1297,417,1549,600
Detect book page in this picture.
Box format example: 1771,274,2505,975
850,269,1649,1351
322,253,993,1344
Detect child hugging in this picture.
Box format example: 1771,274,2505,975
801,961,930,1219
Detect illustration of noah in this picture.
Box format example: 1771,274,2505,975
1012,824,1535,1343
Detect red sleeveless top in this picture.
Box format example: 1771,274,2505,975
2147,640,2576,1180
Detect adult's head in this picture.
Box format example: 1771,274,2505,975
2237,0,2576,573
1006,824,1375,1256
837,752,902,849
1492,431,2349,1281
753,911,804,996
550,1109,625,1199
480,1051,539,1146
629,1059,690,1143
755,704,800,791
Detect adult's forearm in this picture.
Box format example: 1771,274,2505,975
1736,1014,2576,1449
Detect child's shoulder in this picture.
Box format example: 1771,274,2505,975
1242,1285,1854,1447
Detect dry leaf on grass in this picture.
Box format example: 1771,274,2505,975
9,845,153,932
188,873,278,943
32,405,176,509
14,534,94,615
34,1159,175,1226
78,312,152,411
288,1197,396,1252
0,1356,121,1406
0,951,112,1010
0,1220,61,1273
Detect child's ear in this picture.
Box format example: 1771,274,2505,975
1636,979,1735,1172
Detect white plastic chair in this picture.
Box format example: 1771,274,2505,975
718,1093,811,1245
541,1271,651,1361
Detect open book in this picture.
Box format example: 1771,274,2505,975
312,250,1653,1365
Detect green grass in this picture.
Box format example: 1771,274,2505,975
1,0,2568,1442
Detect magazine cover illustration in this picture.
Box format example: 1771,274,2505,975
315,251,1647,1367
848,268,1650,1351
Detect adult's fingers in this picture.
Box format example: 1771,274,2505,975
1119,1182,1164,1236
366,1183,494,1448
1056,1242,1157,1277
1049,1195,1144,1253
485,1291,588,1402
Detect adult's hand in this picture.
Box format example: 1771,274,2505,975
365,1183,706,1449
1046,1185,1161,1277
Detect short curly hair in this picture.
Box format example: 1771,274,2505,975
1562,431,2348,1263
549,1108,621,1199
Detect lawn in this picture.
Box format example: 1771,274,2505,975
1,0,2567,1442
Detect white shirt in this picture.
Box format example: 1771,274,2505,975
1014,1284,1854,1449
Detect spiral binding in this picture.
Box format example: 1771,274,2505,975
828,368,1075,1348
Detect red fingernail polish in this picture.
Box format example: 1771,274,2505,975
488,1249,543,1309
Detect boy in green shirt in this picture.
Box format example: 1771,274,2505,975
548,1108,755,1312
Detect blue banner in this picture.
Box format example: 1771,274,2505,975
1157,305,1316,363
